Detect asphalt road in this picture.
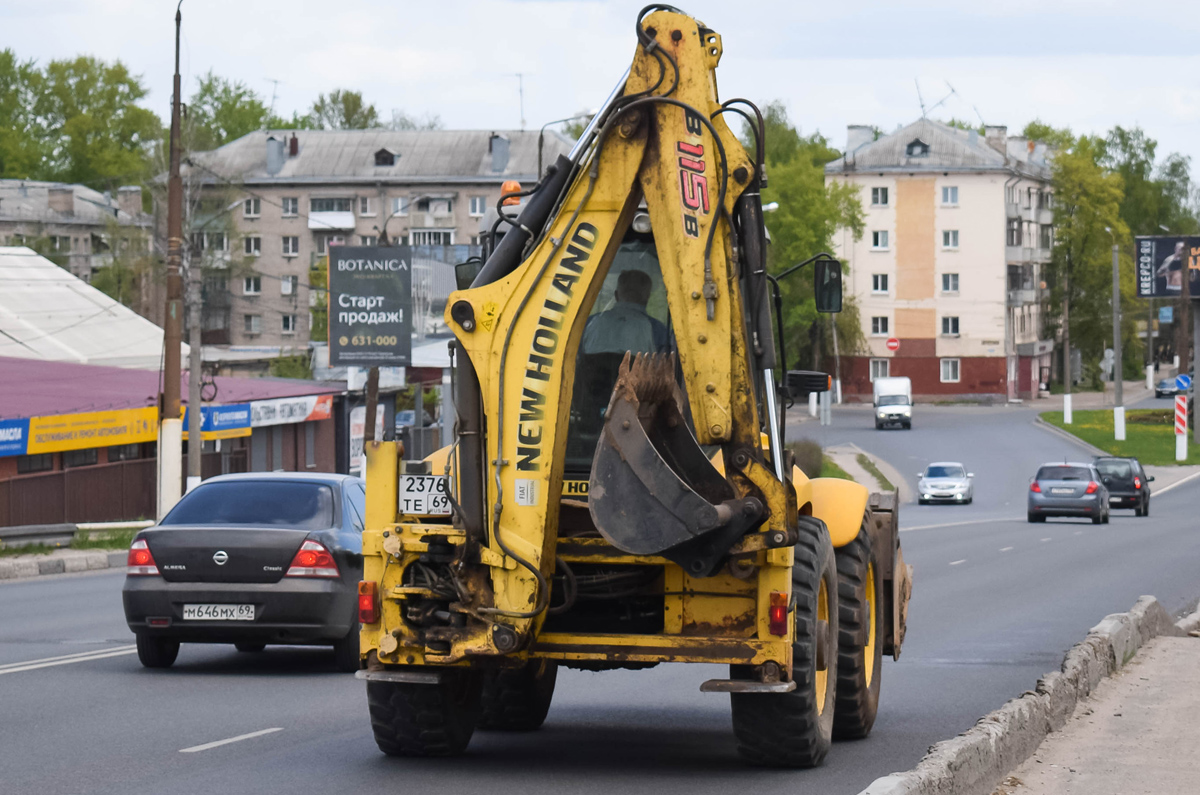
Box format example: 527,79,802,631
3,404,1199,795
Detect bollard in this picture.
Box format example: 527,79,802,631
1176,396,1188,462
809,392,818,418
1114,406,1126,442
1064,393,1073,425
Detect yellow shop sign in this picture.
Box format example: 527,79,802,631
26,407,158,455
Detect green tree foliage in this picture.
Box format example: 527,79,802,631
751,101,865,369
1100,126,1198,236
388,110,443,131
187,71,270,150
0,49,43,178
269,353,313,379
308,89,379,130
35,56,161,189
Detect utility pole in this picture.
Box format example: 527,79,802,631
186,251,202,492
159,2,185,518
1108,232,1124,441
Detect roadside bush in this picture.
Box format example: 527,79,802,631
788,440,823,478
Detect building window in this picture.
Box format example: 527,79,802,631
16,453,53,474
315,235,345,255
469,196,487,216
871,230,889,250
941,186,958,206
411,229,455,246
905,139,929,157
108,444,141,462
870,187,888,207
869,358,889,381
281,275,298,296
392,197,409,216
208,232,227,251
940,358,961,383
243,276,261,295
243,198,261,218
1039,224,1053,249
63,448,98,468
243,236,261,256
1006,219,1022,246
469,235,481,245
310,197,352,213
358,197,374,216
942,229,959,249
244,314,262,334
281,197,298,217
360,235,377,246
282,314,296,334
282,235,299,256
871,316,889,336
871,273,888,294
1039,191,1053,209
942,273,959,293
941,316,960,336
1005,185,1018,205
417,198,452,216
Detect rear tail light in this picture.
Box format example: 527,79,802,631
127,539,159,576
358,581,380,624
1030,482,1041,493
1085,481,1099,494
285,540,339,578
767,591,789,637
1134,476,1142,490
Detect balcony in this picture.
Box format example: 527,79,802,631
416,212,457,229
1007,289,1038,307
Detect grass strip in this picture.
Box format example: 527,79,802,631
856,453,895,492
821,455,854,481
1040,409,1200,466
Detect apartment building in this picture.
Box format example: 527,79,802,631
0,180,151,281
825,119,1054,401
179,128,574,371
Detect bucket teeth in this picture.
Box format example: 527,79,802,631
616,351,677,406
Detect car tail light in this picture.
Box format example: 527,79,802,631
1085,481,1099,494
285,540,339,578
1134,476,1142,490
358,581,380,624
767,591,789,637
1030,482,1041,493
127,539,159,576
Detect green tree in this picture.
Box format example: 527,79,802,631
187,71,269,150
1100,126,1198,236
388,109,443,130
269,352,313,379
308,89,379,130
0,49,43,178
35,55,162,190
751,101,866,370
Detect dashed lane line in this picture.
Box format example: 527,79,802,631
0,645,137,675
1040,537,1052,542
949,559,966,566
999,546,1014,552
902,517,1024,532
179,728,284,753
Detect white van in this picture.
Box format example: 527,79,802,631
873,376,912,429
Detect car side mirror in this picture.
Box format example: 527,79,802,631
917,471,925,477
967,473,974,478
1147,475,1156,482
786,370,831,397
813,256,843,313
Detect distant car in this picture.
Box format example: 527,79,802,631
1094,456,1153,516
1155,379,1177,399
917,462,973,504
122,472,367,671
1027,462,1110,524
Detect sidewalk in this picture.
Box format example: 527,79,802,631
1001,633,1200,795
0,547,126,580
823,443,906,500
1028,376,1164,412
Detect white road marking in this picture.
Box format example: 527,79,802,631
179,728,283,753
1040,537,1052,543
1152,469,1200,497
902,517,1024,532
949,559,966,566
0,645,137,675
999,546,1014,552
1074,530,1083,536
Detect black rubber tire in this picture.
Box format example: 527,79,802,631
235,643,266,653
1092,514,1102,525
1027,513,1044,523
1103,510,1110,524
136,633,179,668
903,422,911,430
367,671,484,757
874,422,882,430
731,515,839,768
332,625,361,673
478,660,558,731
832,523,882,740
1143,498,1150,517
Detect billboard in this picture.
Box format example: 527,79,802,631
328,245,413,367
182,403,253,441
249,394,333,427
1135,236,1200,298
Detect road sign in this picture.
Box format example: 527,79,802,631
885,337,900,352
1160,305,1174,324
1176,374,1192,391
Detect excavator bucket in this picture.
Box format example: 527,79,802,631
588,352,762,577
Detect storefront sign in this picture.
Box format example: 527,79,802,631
250,394,333,427
0,418,29,457
182,403,253,441
328,245,413,367
1136,236,1200,298
25,407,157,455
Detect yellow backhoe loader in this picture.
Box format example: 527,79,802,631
357,4,910,767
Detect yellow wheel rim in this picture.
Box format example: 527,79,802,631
816,577,828,713
864,561,877,686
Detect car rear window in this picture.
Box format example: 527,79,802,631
1036,466,1091,481
926,465,964,478
1095,460,1132,478
161,481,335,530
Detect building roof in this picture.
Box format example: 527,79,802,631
0,246,183,370
0,180,150,228
185,129,576,187
0,356,342,420
825,118,1051,179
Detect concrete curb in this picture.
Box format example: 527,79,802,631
1030,415,1109,458
857,596,1194,795
0,550,126,581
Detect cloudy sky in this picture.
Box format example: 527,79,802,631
6,0,1200,169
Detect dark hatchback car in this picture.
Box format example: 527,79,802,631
122,472,366,671
1154,379,1178,399
1027,463,1110,524
1094,456,1153,516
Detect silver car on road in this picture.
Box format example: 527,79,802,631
1027,462,1110,524
917,462,974,504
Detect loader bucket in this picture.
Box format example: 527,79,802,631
588,353,761,577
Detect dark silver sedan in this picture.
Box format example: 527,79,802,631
1027,463,1110,524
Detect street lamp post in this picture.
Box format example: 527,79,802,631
1107,227,1124,441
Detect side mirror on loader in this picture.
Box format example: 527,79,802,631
786,370,832,398
814,256,842,313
